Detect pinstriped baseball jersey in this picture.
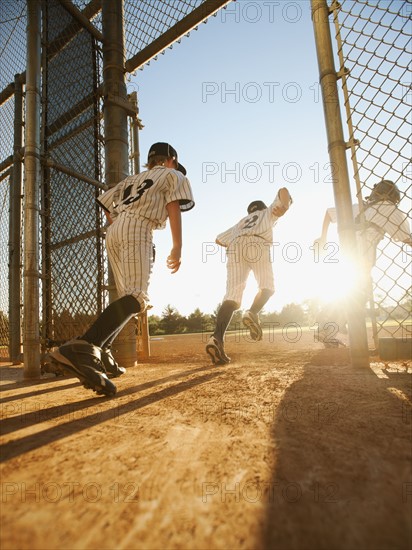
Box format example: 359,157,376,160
97,166,194,227
97,166,194,310
327,201,411,268
218,193,285,305
217,196,282,247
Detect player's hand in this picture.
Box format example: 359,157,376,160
313,237,326,248
167,247,182,274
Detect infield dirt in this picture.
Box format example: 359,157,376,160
1,329,411,550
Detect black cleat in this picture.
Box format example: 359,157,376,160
206,336,231,365
47,340,117,397
318,330,346,348
242,310,263,341
101,348,126,379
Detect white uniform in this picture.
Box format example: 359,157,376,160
217,194,284,305
97,166,194,310
327,201,411,270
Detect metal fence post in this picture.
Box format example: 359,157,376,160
311,0,369,368
23,0,42,377
128,91,150,360
102,0,137,367
9,74,24,364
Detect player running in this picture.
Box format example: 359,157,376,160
47,142,195,395
206,187,292,365
314,179,411,347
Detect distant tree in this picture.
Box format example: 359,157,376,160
184,308,212,333
278,303,306,325
148,314,163,335
228,309,243,331
260,310,281,325
160,305,185,334
301,298,322,326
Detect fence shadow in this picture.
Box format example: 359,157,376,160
0,365,222,462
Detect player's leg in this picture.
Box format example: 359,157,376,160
243,289,274,341
80,294,141,348
47,340,117,396
243,242,274,341
206,240,249,364
316,303,347,348
206,300,239,364
94,225,153,374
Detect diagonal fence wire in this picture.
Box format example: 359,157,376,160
331,0,411,345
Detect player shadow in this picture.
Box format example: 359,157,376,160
0,380,81,404
0,364,218,437
0,367,223,463
259,359,411,550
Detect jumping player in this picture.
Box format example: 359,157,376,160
315,179,411,347
48,142,195,395
206,187,292,365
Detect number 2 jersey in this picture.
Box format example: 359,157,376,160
96,166,195,229
216,195,282,248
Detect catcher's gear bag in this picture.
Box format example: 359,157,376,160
366,180,401,205
247,200,267,214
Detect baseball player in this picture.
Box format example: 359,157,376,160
206,187,292,365
48,142,195,395
315,179,411,347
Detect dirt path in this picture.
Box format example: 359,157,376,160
1,331,411,550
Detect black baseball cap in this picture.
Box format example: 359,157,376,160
148,142,186,175
247,200,267,214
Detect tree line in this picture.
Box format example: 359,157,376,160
148,302,317,336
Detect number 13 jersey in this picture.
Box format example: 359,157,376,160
97,166,195,229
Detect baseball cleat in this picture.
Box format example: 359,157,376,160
47,340,117,397
318,330,346,348
206,336,231,365
101,348,126,379
242,310,263,341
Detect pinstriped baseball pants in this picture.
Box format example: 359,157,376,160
105,215,154,311
223,236,275,304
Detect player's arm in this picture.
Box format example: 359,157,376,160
314,209,333,247
166,200,182,274
104,211,113,225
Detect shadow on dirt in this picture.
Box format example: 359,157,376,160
260,352,411,550
0,364,222,462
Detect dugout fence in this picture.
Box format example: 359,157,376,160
0,0,410,373
0,0,232,375
330,0,411,350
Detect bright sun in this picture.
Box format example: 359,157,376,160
310,254,361,304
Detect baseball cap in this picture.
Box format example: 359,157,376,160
147,142,186,175
247,200,267,214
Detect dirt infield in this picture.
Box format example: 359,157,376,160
1,330,411,550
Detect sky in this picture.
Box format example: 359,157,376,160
124,1,407,317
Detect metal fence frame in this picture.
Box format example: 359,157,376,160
0,0,233,375
1,0,409,374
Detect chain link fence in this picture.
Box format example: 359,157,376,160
0,1,27,359
2,0,409,365
0,0,231,365
331,0,411,347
